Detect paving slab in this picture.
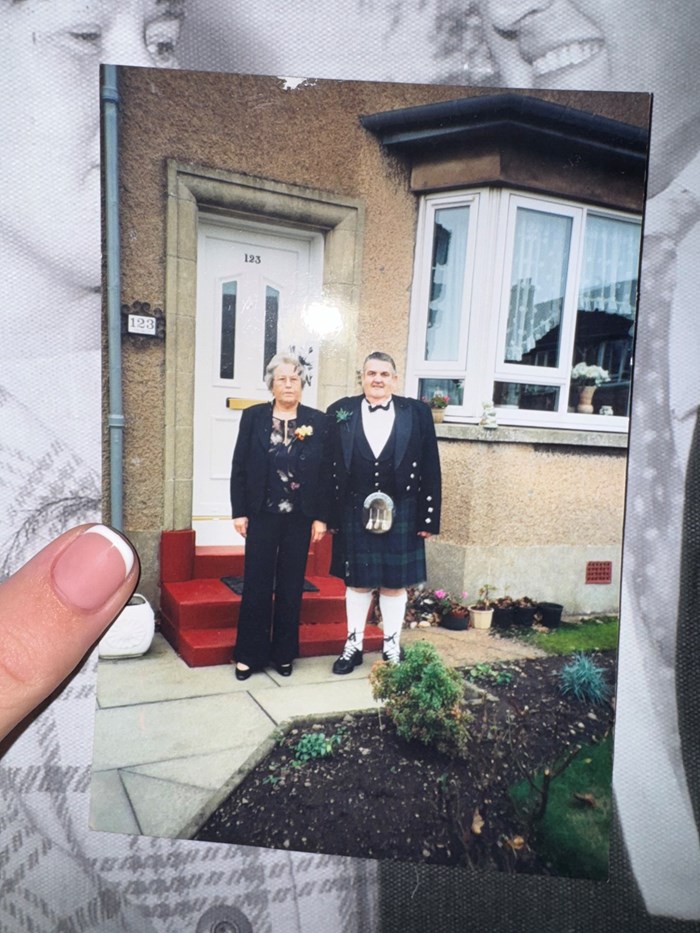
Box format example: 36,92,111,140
249,677,380,724
89,769,140,836
120,770,213,838
125,747,257,791
96,634,242,707
92,691,274,771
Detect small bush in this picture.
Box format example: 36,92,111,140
369,641,471,757
466,662,514,686
559,653,611,706
293,730,343,763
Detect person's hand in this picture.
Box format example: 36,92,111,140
233,517,248,537
0,524,139,744
418,531,432,538
311,520,327,543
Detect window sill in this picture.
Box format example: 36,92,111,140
435,421,628,449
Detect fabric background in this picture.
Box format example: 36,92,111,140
2,2,699,931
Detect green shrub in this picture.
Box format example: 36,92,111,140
466,662,514,686
293,730,343,763
369,641,471,757
559,652,611,706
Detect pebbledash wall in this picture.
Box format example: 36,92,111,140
110,67,649,614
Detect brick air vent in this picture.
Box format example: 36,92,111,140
585,561,613,584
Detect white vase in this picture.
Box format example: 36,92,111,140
98,594,155,659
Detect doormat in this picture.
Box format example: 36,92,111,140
220,576,320,595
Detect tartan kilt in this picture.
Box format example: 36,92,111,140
330,494,427,588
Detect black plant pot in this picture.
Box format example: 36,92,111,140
440,612,469,631
492,606,515,628
538,602,564,628
513,604,537,627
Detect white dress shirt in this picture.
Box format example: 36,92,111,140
361,397,395,458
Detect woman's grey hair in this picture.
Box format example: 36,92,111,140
264,352,305,391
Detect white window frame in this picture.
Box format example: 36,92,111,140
406,188,640,433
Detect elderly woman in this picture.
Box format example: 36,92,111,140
230,352,328,679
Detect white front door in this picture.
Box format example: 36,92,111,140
193,219,322,544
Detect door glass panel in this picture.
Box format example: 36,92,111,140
425,205,470,362
263,286,279,376
569,214,640,417
505,208,572,367
220,281,237,380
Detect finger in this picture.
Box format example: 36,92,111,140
0,523,139,741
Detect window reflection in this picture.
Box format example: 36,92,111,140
419,377,464,407
505,208,571,367
425,206,469,362
494,382,560,412
263,286,279,376
570,215,639,417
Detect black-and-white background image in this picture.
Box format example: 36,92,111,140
1,2,699,932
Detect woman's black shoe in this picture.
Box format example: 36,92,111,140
274,662,293,677
235,664,253,681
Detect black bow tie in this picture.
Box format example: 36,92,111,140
368,401,391,413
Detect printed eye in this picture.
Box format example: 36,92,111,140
145,18,181,65
66,24,103,53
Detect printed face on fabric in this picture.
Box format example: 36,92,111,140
0,0,183,291
477,0,700,172
2,2,700,933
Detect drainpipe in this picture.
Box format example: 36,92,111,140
101,65,124,531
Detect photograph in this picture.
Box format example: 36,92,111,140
1,2,699,932
90,65,648,886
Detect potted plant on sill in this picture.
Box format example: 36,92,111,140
570,362,610,414
469,583,496,630
422,390,450,424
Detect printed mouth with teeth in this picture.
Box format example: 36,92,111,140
531,39,604,77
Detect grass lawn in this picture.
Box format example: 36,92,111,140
509,616,619,655
509,734,613,880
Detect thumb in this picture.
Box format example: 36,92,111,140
0,523,140,742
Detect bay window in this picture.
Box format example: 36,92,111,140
408,188,641,431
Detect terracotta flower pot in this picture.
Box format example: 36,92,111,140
431,408,445,424
577,384,596,413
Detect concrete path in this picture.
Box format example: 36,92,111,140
90,627,545,841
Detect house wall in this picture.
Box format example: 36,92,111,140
112,69,646,611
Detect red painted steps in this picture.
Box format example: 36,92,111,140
158,530,382,668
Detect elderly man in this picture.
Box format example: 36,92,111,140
324,351,442,672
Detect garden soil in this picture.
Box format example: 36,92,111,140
195,643,617,878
